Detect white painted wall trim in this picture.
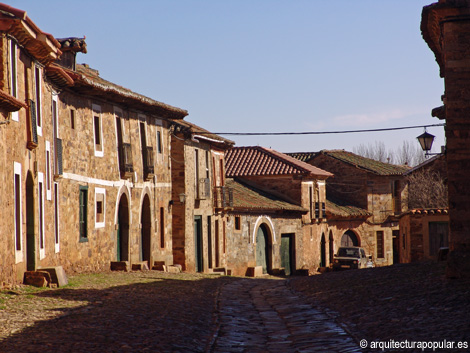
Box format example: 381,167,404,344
252,215,276,244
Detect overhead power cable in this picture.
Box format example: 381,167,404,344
198,123,445,136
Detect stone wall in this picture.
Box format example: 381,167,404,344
171,131,228,272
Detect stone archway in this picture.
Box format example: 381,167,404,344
117,193,130,261
341,230,360,247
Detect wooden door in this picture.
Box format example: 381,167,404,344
194,216,203,272
281,234,294,276
256,226,268,274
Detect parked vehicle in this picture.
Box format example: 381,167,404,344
332,246,368,270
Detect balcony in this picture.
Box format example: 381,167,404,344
119,142,134,179
143,146,154,181
27,99,38,150
213,186,233,210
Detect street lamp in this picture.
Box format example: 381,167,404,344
417,131,436,156
178,193,186,203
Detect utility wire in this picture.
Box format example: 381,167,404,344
199,123,445,136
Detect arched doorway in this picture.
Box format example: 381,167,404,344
329,231,334,264
26,172,36,271
117,194,130,261
341,230,359,247
141,194,151,266
256,224,271,274
320,233,326,267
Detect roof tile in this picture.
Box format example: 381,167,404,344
226,146,332,178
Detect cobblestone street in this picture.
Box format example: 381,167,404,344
1,261,469,352
210,278,360,353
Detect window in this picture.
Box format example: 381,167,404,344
35,65,42,136
160,207,165,248
79,186,88,241
321,202,326,218
235,216,241,231
38,173,45,259
156,130,162,154
14,162,23,263
92,104,103,157
195,149,200,196
315,202,320,219
376,231,384,258
9,39,18,121
70,109,76,129
54,183,60,253
95,188,105,228
205,151,210,178
46,141,52,200
309,185,313,215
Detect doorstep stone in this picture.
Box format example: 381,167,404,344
23,271,51,287
246,266,263,277
131,262,149,271
153,261,166,271
167,264,182,273
38,266,68,287
110,261,130,272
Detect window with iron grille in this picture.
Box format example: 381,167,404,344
79,186,88,242
376,231,384,258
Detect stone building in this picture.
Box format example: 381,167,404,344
399,209,449,263
0,4,188,285
224,178,308,276
225,146,333,273
170,120,234,273
289,150,410,266
421,0,470,277
399,154,449,263
0,4,62,284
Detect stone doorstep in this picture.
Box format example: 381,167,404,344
110,261,130,272
166,264,182,273
152,261,166,271
246,266,264,277
37,266,68,287
271,268,286,276
23,271,52,288
211,267,233,276
131,262,149,271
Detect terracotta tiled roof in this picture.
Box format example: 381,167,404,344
286,152,318,163
326,197,371,219
226,179,307,212
171,120,234,147
62,64,188,119
292,150,410,176
403,153,445,176
0,3,61,66
225,146,333,178
403,208,449,216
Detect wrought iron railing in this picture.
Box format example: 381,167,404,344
213,186,233,209
143,146,154,180
119,142,134,178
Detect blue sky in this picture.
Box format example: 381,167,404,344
10,0,445,155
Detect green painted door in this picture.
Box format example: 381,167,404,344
194,216,203,272
281,234,293,275
256,226,268,274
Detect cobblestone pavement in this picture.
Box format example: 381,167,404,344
1,262,468,352
210,278,361,353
